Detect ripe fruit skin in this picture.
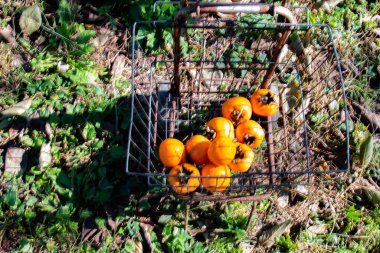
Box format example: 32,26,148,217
207,137,237,165
185,135,210,165
168,163,200,194
251,89,279,117
235,120,265,148
159,138,186,167
229,143,254,172
201,163,231,192
222,96,252,125
206,117,235,140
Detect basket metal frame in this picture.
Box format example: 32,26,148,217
126,3,350,201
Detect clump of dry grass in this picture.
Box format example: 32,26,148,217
0,42,22,93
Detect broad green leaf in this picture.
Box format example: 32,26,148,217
20,135,34,147
139,200,151,211
57,171,71,188
123,240,136,253
95,217,107,229
61,69,97,85
146,32,156,50
359,133,374,168
158,214,172,224
56,203,74,220
4,186,19,209
82,122,96,140
26,196,38,207
79,209,93,220
179,37,188,56
135,28,149,44
76,30,97,44
91,139,104,150
19,5,42,35
346,205,361,222
25,210,37,220
58,0,79,24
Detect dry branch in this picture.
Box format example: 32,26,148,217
350,100,380,131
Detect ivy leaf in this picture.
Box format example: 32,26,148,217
346,205,361,222
82,122,96,140
359,133,373,168
158,214,172,224
146,32,156,50
179,37,188,56
61,69,97,85
4,186,18,209
19,5,42,35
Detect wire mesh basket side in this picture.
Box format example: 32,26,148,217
126,20,349,193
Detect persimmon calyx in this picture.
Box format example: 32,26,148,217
206,126,217,139
231,108,244,122
259,93,276,104
243,134,256,145
234,146,245,160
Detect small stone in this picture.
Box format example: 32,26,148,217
295,185,308,195
44,122,54,141
276,192,289,208
4,147,27,174
308,203,319,212
308,224,328,235
200,69,223,92
39,142,52,168
57,61,70,72
111,55,126,78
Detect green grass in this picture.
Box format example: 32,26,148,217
1,0,380,252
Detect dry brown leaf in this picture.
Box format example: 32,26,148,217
0,98,33,119
258,220,292,248
5,147,27,174
39,142,52,168
362,187,380,206
19,5,42,35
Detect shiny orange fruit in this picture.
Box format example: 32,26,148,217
228,143,254,172
159,138,186,167
222,96,252,125
168,163,200,194
251,89,279,117
206,117,234,140
207,136,237,166
235,120,265,148
185,135,211,165
201,163,231,192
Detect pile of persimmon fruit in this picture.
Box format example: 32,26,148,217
159,89,279,194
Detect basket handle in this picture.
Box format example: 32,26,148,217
176,3,296,24
172,3,297,96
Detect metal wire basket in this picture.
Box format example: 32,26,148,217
126,2,350,201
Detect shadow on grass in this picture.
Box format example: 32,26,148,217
0,94,176,251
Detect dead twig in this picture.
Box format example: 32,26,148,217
140,223,154,253
350,99,380,132
81,228,98,243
